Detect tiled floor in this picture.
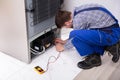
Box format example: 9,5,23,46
0,46,82,80
0,28,82,80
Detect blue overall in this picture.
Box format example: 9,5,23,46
70,7,120,56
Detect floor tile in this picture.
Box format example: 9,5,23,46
5,67,51,80
0,52,24,80
5,47,82,80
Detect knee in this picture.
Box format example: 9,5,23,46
69,30,77,38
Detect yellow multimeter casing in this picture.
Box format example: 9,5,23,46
34,66,45,74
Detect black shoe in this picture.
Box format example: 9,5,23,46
106,43,120,63
77,53,101,69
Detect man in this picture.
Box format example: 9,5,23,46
55,4,120,69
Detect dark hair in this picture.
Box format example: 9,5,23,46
55,10,72,28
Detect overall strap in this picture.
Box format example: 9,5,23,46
74,7,118,23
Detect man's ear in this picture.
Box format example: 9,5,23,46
64,22,69,26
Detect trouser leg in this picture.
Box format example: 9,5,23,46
70,30,104,56
72,36,104,56
71,28,120,69
69,29,120,56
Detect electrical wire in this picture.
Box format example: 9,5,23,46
44,52,62,72
30,46,45,55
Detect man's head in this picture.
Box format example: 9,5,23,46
55,10,72,29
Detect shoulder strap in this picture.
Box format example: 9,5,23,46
74,7,118,23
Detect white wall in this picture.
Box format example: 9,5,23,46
63,0,120,23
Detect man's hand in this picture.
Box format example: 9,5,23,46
54,38,67,44
55,43,64,52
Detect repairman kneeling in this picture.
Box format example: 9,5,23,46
54,4,120,69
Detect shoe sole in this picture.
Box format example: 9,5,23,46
78,62,101,70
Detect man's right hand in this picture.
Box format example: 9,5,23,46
54,38,67,44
